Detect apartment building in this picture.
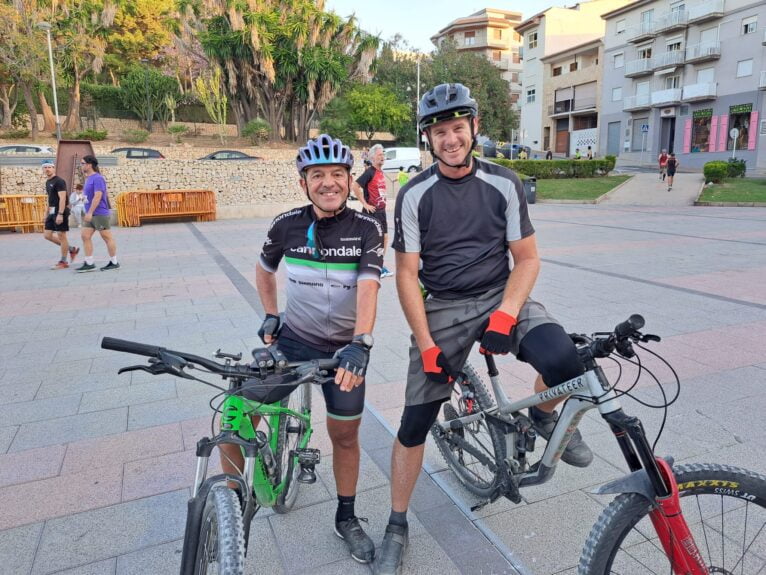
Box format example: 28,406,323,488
430,9,524,106
541,39,603,156
599,0,766,170
515,0,633,151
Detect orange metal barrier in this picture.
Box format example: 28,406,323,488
0,194,48,233
116,189,216,227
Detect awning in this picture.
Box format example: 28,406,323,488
654,66,678,76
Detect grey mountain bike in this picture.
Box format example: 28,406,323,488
431,314,766,574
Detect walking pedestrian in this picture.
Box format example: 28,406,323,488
545,148,553,160
42,160,79,269
69,183,86,228
658,149,668,181
76,155,120,272
666,152,679,191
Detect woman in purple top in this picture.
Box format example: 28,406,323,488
76,155,120,272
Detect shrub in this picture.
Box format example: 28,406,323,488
0,128,30,139
488,158,614,179
74,129,108,141
703,161,728,184
167,124,189,143
727,157,746,178
121,128,149,144
242,118,270,145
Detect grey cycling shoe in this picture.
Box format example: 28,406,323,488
529,406,594,468
373,523,408,575
334,516,375,563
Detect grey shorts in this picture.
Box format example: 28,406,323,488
84,215,111,231
405,285,561,406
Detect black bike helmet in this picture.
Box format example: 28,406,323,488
296,133,354,174
418,83,478,132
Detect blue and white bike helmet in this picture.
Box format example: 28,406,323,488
296,134,354,174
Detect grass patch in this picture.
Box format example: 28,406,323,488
697,178,766,203
535,175,631,201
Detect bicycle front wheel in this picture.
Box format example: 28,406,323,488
579,463,766,574
430,363,505,498
194,486,245,575
273,382,311,514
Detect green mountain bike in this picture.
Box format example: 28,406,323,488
101,337,338,575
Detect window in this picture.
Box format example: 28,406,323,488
492,50,502,61
464,31,475,46
696,67,714,84
728,103,752,150
510,92,520,104
742,15,757,35
736,59,753,78
570,62,578,72
637,45,652,60
553,66,562,76
612,87,623,101
493,28,503,40
512,51,521,64
526,87,536,103
691,108,712,153
614,53,624,68
528,31,538,49
511,72,519,82
616,19,626,34
665,75,680,89
667,39,682,51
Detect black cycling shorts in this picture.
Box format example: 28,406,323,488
242,335,365,420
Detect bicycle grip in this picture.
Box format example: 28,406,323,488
101,337,162,358
315,358,340,371
614,314,645,339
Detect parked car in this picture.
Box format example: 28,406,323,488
382,147,421,173
0,144,55,154
110,147,164,159
198,150,261,161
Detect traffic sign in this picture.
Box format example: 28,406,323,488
729,128,739,140
641,124,649,133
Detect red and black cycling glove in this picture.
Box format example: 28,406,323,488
479,310,517,355
421,346,455,384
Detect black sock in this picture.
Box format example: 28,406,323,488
336,494,355,523
388,509,408,528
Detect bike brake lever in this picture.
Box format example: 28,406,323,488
158,350,188,370
117,365,156,375
640,333,661,343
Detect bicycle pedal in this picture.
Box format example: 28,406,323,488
296,448,321,466
297,468,317,484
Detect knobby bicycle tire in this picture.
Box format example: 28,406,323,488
430,363,506,498
579,463,766,575
273,382,311,514
194,486,245,575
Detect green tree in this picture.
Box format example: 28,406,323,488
119,66,179,127
346,84,409,145
177,0,378,141
194,66,227,144
318,95,356,145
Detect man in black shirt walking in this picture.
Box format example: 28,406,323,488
42,160,78,269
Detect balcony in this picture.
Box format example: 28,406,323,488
682,82,717,102
548,100,573,116
623,93,651,111
654,10,688,33
652,51,685,69
760,71,766,90
627,21,656,43
688,0,724,24
625,58,653,77
572,96,597,112
651,88,682,107
685,41,721,64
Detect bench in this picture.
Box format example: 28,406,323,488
116,189,216,227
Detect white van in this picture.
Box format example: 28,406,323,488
382,147,421,173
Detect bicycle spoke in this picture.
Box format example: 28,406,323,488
695,494,714,570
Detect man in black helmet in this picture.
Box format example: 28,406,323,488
219,134,384,564
373,84,593,574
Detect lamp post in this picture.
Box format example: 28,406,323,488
415,56,421,150
140,58,152,132
37,22,61,141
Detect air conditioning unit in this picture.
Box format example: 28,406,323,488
660,107,676,117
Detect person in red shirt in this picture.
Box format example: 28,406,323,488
353,144,393,278
658,149,668,181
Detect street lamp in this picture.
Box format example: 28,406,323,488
36,22,61,141
140,58,152,133
415,55,421,150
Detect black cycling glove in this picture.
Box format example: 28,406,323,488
257,314,281,344
335,341,370,377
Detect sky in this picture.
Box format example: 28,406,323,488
325,0,569,52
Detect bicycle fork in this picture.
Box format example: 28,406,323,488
600,410,709,575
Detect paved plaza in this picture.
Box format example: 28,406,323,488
0,193,765,574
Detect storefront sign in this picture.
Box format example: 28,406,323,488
729,103,752,115
693,108,713,119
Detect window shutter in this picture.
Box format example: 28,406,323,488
748,111,759,150
683,118,692,154
709,115,718,153
717,115,728,152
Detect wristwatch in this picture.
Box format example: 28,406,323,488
352,333,374,349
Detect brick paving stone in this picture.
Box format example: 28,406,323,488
50,559,117,575
0,465,123,530
10,408,128,452
115,539,183,575
126,395,217,431
0,522,43,575
0,426,18,454
35,373,128,401
0,379,42,405
121,449,206,502
0,394,82,427
79,381,177,413
0,444,66,488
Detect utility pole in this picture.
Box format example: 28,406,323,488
140,59,153,133
37,22,61,141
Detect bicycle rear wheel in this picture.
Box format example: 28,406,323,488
579,463,766,574
430,363,505,498
193,486,245,575
273,382,311,514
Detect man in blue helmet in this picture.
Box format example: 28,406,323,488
373,84,592,573
219,134,383,564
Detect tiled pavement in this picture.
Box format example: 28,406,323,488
0,200,765,574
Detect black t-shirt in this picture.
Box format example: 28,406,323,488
46,176,68,212
393,158,534,300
